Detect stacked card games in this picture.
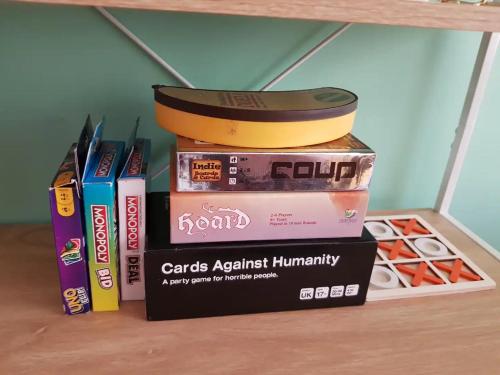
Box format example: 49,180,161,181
145,130,378,320
49,117,93,315
118,123,151,300
146,192,377,320
170,135,375,243
82,121,125,311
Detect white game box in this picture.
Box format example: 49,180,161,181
118,126,150,300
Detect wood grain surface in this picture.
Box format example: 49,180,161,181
0,209,499,374
11,0,500,32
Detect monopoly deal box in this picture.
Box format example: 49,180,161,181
83,138,125,311
48,118,93,315
170,161,369,244
176,133,375,192
145,192,377,321
118,136,151,300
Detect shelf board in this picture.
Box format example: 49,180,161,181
1,209,499,373
12,0,500,32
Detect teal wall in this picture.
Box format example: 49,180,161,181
0,3,497,251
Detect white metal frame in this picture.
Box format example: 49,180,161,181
435,32,500,260
435,32,500,214
259,23,352,91
95,7,500,258
96,7,195,88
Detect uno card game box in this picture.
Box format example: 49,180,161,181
170,159,369,244
83,123,125,311
118,128,151,301
175,133,375,192
48,118,93,315
145,192,378,321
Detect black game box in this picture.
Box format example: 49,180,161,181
145,192,377,320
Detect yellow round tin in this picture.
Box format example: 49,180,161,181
153,86,358,148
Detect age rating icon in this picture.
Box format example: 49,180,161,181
315,287,329,299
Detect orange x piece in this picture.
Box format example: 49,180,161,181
432,259,481,283
378,240,418,260
391,218,430,236
396,263,444,286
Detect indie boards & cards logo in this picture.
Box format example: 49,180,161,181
191,160,222,182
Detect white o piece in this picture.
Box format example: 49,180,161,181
370,265,400,289
365,222,394,238
414,238,448,257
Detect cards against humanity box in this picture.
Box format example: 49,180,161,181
170,160,369,244
146,192,377,321
48,117,93,315
118,124,151,301
176,133,375,192
83,122,125,311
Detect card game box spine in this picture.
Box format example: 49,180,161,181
118,137,151,301
170,159,369,244
146,192,378,321
48,117,93,315
176,134,375,192
83,138,125,311
49,147,91,315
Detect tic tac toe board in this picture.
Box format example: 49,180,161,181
365,215,496,301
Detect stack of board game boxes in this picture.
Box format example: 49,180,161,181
48,86,380,319
49,117,150,314
145,86,379,320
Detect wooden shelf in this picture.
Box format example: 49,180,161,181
1,209,499,373
12,0,500,32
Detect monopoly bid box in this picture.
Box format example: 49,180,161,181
145,192,377,321
83,123,125,311
118,134,151,301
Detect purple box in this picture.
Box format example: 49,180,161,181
48,118,93,315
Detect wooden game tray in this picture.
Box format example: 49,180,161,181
365,214,496,301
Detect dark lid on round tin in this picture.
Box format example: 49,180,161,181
153,85,358,122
